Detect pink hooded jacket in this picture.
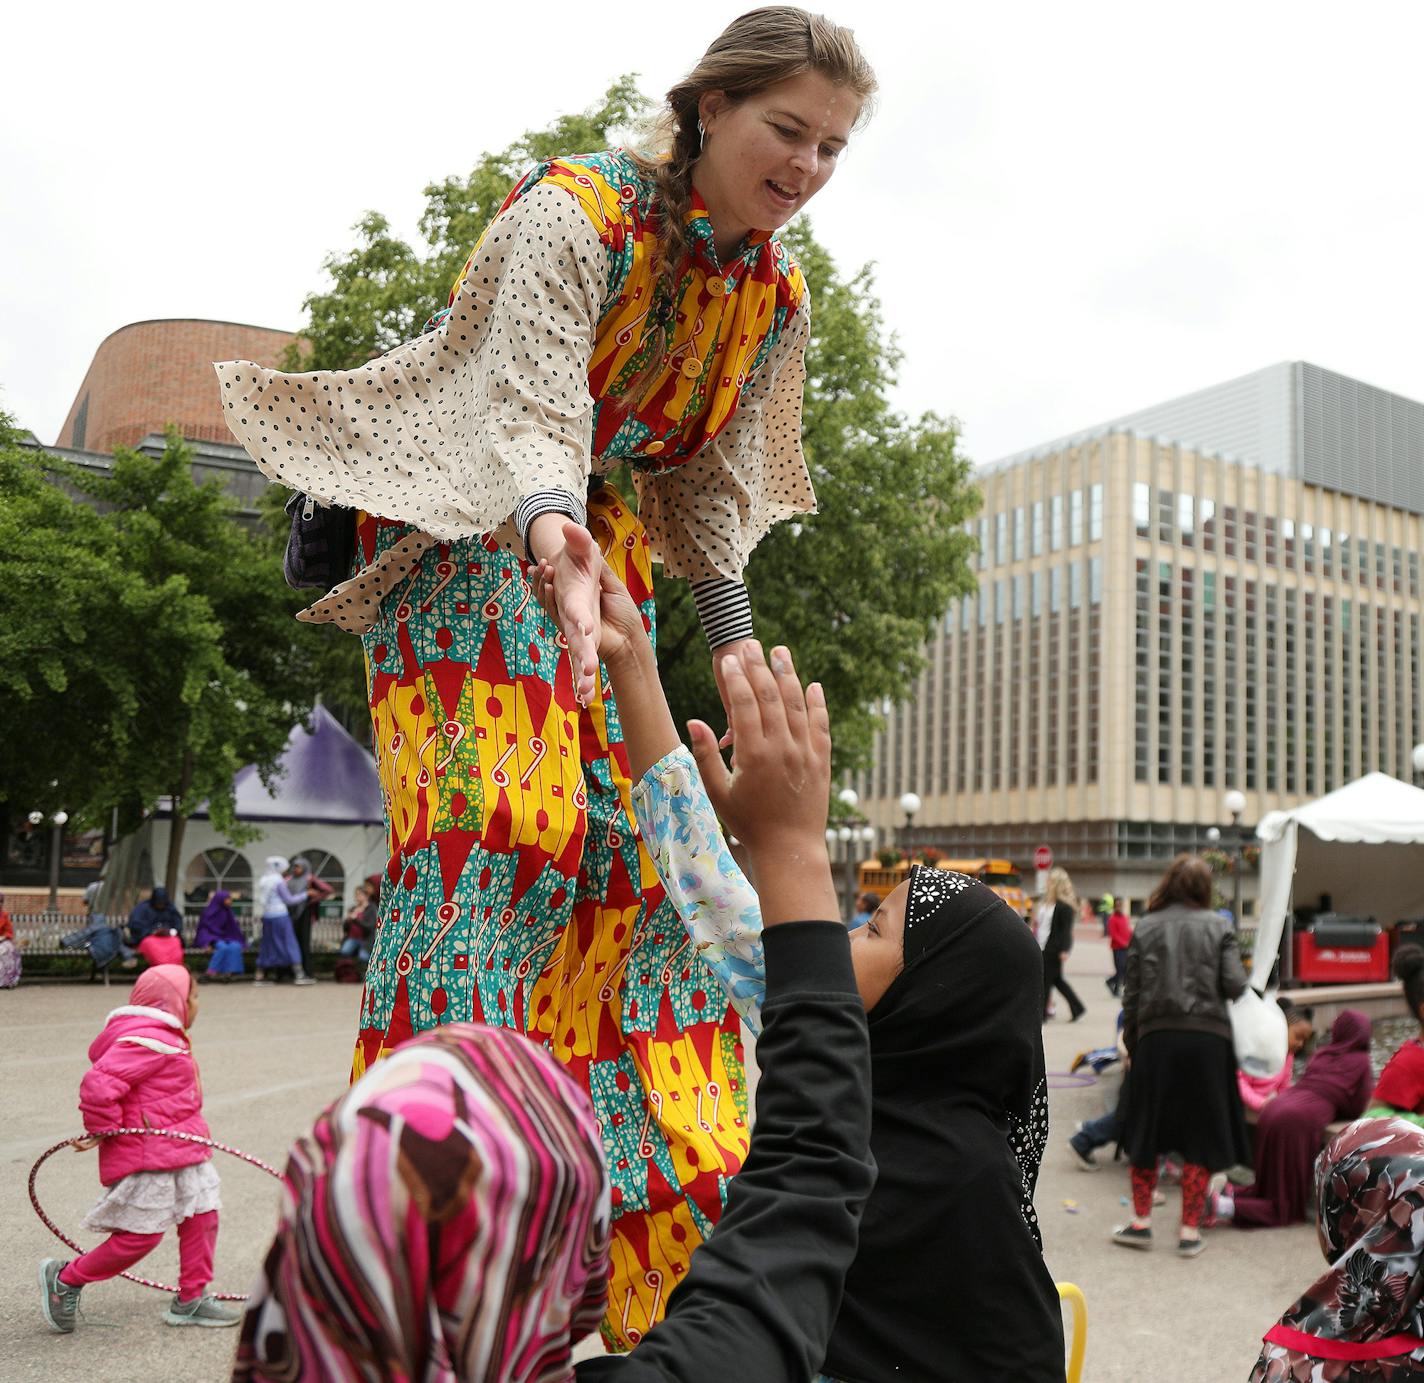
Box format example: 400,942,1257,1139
78,964,211,1186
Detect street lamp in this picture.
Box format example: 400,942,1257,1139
1223,788,1247,930
47,809,69,913
898,791,922,842
1412,743,1424,780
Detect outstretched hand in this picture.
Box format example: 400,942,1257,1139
686,644,838,925
531,520,602,706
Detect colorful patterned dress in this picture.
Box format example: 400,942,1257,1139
215,150,814,1347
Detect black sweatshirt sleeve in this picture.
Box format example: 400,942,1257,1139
576,921,874,1383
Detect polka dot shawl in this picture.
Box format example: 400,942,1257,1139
213,174,816,632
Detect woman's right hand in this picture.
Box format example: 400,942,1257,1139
530,516,601,706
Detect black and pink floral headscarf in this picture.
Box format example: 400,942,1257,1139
1251,1117,1424,1382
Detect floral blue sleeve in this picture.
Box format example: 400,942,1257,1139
631,746,766,1036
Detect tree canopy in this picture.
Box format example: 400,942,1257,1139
282,78,980,774
0,420,316,891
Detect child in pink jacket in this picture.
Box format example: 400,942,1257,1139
39,964,240,1331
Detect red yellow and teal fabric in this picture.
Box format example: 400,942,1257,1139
216,150,811,1349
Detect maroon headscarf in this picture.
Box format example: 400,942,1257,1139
1299,1010,1375,1120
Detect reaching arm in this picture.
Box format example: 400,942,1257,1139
632,747,766,1035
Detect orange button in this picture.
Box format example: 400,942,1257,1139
681,357,704,380
707,278,728,297
645,440,665,454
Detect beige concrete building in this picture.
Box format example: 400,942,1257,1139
855,363,1424,914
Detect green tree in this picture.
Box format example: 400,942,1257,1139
280,79,980,774
0,420,318,893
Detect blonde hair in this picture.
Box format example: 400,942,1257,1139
1045,866,1077,910
621,7,877,402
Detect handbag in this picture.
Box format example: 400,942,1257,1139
1230,986,1289,1078
282,492,357,591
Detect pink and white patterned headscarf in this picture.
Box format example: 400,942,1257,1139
232,1023,611,1383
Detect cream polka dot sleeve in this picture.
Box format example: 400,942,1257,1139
213,180,607,545
634,300,816,583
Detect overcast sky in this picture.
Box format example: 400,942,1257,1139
4,0,1421,466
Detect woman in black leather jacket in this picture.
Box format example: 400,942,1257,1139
1115,854,1249,1258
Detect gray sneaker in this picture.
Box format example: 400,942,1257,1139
164,1294,243,1327
293,973,316,987
39,1258,82,1333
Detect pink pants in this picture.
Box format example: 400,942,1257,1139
59,1210,218,1301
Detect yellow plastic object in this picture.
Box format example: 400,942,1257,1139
1057,1282,1087,1383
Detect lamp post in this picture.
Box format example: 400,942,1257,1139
1223,788,1247,931
45,803,69,911
1412,744,1424,782
836,788,860,921
898,791,922,846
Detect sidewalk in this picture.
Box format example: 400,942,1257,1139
5,942,1312,1381
1037,929,1315,1382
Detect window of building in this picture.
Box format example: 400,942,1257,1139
1089,483,1104,543
1305,592,1317,794
1324,596,1335,790
1267,588,1280,790
1244,511,1258,563
1224,576,1238,788
1051,494,1064,552
1013,506,1026,563
1158,560,1173,784
1068,562,1082,784
1177,493,1194,547
1135,559,1150,782
978,517,989,570
1410,550,1420,599
1203,570,1217,787
1245,579,1258,789
1031,499,1045,556
1050,566,1062,613
1180,567,1195,785
1282,517,1296,572
1031,569,1044,618
1200,497,1217,553
1264,515,1278,567
1376,540,1387,592
1342,598,1354,782
1320,525,1333,577
1396,610,1407,781
1393,545,1403,595
1133,482,1150,538
1088,556,1102,784
1301,521,1314,573
183,848,253,910
1070,489,1084,547
995,512,1008,566
1222,506,1238,559
1158,487,1175,545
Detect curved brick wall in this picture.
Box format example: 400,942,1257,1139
56,318,299,453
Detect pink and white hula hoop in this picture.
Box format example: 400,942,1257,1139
29,1128,281,1301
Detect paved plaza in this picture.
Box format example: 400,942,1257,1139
4,934,1314,1381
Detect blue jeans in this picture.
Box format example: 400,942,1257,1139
339,937,370,962
1071,1072,1129,1154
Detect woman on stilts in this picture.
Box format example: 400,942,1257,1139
216,7,876,1347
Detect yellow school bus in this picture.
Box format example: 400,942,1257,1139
858,857,1030,918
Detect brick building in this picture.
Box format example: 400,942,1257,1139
56,318,297,455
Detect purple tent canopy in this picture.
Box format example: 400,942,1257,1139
220,705,383,825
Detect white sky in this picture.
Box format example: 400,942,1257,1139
4,0,1421,465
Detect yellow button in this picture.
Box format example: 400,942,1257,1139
708,278,728,297
681,357,704,380
645,440,665,454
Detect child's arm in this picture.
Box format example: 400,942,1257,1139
541,527,769,1030
632,746,767,1035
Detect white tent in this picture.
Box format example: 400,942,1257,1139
1252,772,1424,991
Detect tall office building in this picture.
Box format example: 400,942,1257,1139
856,363,1424,912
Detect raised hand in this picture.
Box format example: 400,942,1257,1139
687,644,838,926
530,518,602,706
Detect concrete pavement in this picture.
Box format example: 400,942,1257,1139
5,938,1313,1381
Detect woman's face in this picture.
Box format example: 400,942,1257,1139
1288,1018,1314,1054
696,70,858,236
849,880,908,1012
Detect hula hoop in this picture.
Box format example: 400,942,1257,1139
29,1128,281,1301
1048,1070,1099,1089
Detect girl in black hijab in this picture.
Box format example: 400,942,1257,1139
817,865,1064,1382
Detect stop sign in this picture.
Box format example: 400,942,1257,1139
1034,845,1053,871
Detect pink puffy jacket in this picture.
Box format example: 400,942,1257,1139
78,1004,211,1186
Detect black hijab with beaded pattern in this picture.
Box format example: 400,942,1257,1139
822,867,1065,1383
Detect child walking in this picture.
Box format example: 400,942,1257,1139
39,963,240,1332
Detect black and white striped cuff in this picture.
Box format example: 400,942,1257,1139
514,490,589,561
691,577,754,650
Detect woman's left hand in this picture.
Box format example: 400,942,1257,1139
711,639,764,748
